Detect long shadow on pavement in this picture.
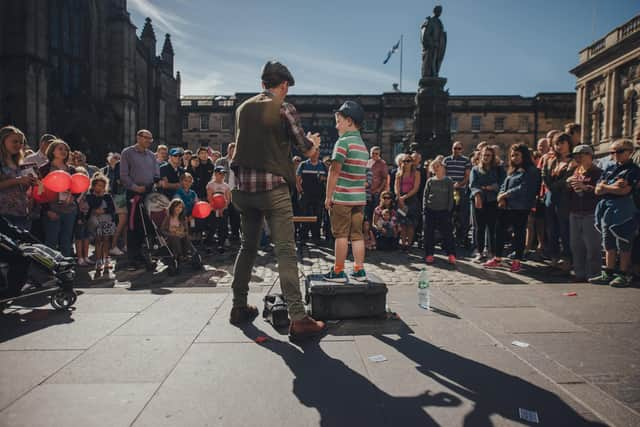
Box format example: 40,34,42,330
376,333,606,426
240,323,459,427
239,323,605,427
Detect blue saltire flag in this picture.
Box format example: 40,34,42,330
383,39,401,64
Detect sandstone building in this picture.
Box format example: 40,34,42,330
0,0,181,163
181,92,574,160
571,14,640,155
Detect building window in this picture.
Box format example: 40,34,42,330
221,115,232,131
519,115,529,132
494,117,505,132
393,119,405,131
182,114,189,130
363,119,377,133
630,91,638,137
471,116,481,132
598,106,605,143
450,116,458,133
200,114,209,130
48,0,90,98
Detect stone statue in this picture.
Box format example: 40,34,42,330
421,5,447,78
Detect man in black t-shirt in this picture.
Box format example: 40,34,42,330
159,147,185,199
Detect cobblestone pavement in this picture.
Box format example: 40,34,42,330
1,240,639,426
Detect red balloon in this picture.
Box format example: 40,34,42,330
70,173,90,194
192,201,212,219
31,185,57,203
42,170,72,193
210,194,226,210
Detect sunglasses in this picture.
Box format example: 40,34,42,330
453,147,462,151
402,159,412,163
609,149,630,155
382,196,392,199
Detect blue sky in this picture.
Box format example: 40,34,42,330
128,0,639,96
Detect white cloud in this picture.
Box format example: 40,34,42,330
128,0,189,39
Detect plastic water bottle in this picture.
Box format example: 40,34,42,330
418,268,430,310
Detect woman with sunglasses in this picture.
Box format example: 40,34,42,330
469,146,505,262
541,132,576,271
0,126,37,230
394,153,421,251
590,139,640,288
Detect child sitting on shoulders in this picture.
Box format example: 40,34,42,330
86,173,116,272
161,199,190,262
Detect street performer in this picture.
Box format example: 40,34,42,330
229,60,325,340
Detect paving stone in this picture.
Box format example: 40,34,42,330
133,341,380,427
48,335,193,384
0,383,158,427
0,312,135,350
113,294,226,337
463,307,586,334
0,350,81,410
69,294,161,314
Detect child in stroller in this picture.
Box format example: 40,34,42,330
140,193,202,276
161,199,190,263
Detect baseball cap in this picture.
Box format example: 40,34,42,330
169,147,184,156
261,60,295,87
214,166,226,174
335,101,364,126
572,144,593,156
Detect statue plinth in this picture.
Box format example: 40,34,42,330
413,77,450,159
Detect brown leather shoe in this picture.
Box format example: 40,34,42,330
229,305,259,325
289,315,326,341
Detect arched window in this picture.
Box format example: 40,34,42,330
48,0,91,99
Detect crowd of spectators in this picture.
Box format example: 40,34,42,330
1,122,639,286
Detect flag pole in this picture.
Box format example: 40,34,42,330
399,34,404,92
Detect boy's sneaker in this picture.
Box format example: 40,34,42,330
510,260,522,273
609,274,632,288
109,247,124,256
483,257,501,268
448,255,456,265
425,255,434,264
588,271,613,285
349,269,367,282
323,268,347,283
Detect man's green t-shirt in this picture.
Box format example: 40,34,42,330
330,131,368,206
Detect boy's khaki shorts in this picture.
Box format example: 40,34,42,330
330,205,364,241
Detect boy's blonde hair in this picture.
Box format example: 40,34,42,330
429,155,445,174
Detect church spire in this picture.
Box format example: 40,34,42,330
140,17,157,57
161,34,174,57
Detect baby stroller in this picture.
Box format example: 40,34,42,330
0,216,77,311
137,192,203,276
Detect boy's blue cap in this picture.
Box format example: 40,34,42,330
169,147,184,156
335,101,364,126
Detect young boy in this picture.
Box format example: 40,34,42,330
206,166,231,253
175,173,198,218
323,101,369,282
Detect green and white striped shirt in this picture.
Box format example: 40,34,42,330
331,131,368,206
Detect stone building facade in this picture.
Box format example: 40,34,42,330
571,14,640,155
0,0,181,163
181,92,574,161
